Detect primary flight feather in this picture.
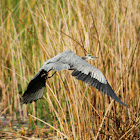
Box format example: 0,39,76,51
22,50,127,107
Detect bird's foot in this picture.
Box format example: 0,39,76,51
47,72,56,78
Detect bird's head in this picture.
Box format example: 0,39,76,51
81,54,97,61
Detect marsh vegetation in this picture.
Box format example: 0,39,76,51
0,0,139,139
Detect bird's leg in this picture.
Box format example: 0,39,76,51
47,72,56,78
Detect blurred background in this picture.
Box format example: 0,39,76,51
0,0,139,139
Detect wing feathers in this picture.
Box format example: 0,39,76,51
71,70,127,107
22,70,48,104
71,70,81,76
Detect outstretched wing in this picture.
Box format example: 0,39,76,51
71,68,127,107
22,69,48,104
22,51,71,104
52,50,127,107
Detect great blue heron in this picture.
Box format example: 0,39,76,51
22,50,127,107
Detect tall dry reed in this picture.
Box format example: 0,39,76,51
0,0,139,139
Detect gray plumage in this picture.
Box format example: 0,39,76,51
22,50,127,107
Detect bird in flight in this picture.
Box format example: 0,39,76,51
22,50,127,107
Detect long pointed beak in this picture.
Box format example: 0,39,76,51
92,56,98,59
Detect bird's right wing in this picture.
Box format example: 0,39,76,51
22,50,72,104
22,69,48,104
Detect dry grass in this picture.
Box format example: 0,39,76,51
0,0,139,139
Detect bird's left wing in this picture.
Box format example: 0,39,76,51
71,63,127,107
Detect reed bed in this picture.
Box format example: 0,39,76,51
0,0,139,139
